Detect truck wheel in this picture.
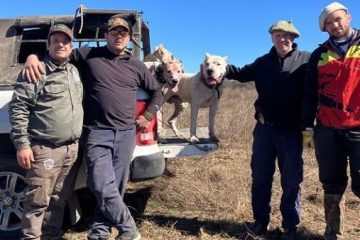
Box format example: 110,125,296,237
0,164,26,239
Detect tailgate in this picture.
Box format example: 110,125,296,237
158,127,218,158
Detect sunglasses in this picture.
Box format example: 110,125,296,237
109,29,129,38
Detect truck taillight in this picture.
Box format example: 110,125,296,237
136,100,157,145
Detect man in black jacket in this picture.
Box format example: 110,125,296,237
226,20,310,240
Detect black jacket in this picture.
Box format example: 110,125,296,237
71,46,163,130
226,44,310,131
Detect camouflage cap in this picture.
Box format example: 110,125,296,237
268,20,300,38
107,15,130,31
48,24,73,40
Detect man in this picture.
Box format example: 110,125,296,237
24,15,163,240
302,2,360,239
9,24,83,240
226,20,310,240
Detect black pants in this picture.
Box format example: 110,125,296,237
315,123,360,197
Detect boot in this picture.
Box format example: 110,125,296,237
323,194,345,240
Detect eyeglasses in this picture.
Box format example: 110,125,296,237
109,29,129,38
49,38,71,45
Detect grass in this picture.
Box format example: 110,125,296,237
63,82,360,240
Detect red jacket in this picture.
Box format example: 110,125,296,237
302,29,360,129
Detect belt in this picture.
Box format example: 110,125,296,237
32,139,78,147
61,139,78,146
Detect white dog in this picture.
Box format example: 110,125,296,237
143,44,174,134
163,54,227,143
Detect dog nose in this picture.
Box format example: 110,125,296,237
207,69,214,75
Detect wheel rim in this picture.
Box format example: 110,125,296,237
0,172,26,231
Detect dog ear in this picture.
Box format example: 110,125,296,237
174,59,185,73
155,64,166,84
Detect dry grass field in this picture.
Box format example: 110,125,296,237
63,82,360,240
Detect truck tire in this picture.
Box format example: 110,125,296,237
0,159,26,239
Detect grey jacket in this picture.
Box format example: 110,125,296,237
9,56,84,150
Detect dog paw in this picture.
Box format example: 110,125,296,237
189,135,200,143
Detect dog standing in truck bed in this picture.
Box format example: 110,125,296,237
162,53,227,143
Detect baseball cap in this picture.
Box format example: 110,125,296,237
268,20,300,38
319,2,348,32
48,24,73,40
107,15,130,31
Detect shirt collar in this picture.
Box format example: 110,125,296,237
43,54,70,72
104,46,131,60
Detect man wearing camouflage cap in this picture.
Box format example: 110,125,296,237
9,23,83,239
226,20,310,240
302,2,360,239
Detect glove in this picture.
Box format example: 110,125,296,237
302,129,314,148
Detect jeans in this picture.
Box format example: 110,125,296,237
83,128,136,239
251,123,303,230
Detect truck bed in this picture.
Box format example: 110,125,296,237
158,127,218,158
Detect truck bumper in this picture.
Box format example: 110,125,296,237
130,151,165,181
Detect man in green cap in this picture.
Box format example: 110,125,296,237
225,20,310,240
9,24,83,239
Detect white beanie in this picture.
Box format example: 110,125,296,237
319,2,348,32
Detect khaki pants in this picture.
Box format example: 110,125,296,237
21,141,79,240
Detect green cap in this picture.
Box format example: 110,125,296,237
268,20,300,38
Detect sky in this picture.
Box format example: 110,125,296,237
1,0,359,73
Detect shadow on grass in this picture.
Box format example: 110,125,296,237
66,186,323,239
144,215,323,240
67,186,153,232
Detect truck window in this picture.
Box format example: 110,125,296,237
18,27,48,63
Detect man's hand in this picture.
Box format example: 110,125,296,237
21,54,45,83
16,148,35,169
302,129,315,148
136,115,150,132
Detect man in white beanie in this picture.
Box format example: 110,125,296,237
302,2,360,240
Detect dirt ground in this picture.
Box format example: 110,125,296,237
63,84,360,240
